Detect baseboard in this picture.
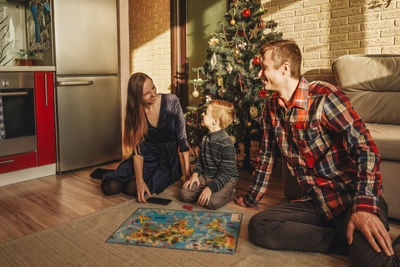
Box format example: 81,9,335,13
0,164,56,187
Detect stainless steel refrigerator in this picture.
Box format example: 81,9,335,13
53,0,121,172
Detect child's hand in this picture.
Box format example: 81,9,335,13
198,187,212,206
183,173,199,190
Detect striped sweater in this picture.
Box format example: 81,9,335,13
193,129,238,193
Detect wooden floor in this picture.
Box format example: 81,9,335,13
0,161,399,245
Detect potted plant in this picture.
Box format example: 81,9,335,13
15,49,40,66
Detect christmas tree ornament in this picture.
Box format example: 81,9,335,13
226,64,233,73
252,56,260,65
230,135,236,144
210,52,217,70
246,121,252,127
218,87,226,96
205,94,212,102
208,37,219,46
217,76,223,86
192,88,199,98
230,19,236,25
233,47,240,57
242,9,251,18
250,105,258,119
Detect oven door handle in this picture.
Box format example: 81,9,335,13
0,159,15,165
0,92,29,96
56,81,94,86
44,73,48,107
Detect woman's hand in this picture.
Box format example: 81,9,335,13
198,187,212,206
183,173,199,190
136,179,151,203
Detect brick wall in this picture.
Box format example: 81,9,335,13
129,0,171,93
263,0,400,83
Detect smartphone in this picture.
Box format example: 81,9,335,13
146,197,172,205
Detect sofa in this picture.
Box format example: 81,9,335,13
331,54,400,220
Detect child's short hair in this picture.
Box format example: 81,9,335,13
209,100,235,129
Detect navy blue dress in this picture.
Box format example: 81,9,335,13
101,94,189,194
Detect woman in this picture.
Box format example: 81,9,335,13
92,73,190,202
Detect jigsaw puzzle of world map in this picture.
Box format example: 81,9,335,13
107,208,242,254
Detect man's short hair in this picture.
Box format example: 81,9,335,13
209,100,235,129
259,39,302,79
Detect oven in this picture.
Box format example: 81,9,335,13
0,72,36,158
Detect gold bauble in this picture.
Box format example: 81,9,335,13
230,19,236,25
192,89,199,97
226,64,233,73
234,47,240,57
218,87,227,96
250,105,258,119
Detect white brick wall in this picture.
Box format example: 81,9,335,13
127,1,399,85
263,0,400,83
129,0,171,94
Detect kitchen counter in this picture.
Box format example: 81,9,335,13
0,66,56,72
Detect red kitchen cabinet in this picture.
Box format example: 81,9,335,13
34,72,56,166
0,152,37,174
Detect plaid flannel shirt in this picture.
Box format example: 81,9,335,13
244,77,382,220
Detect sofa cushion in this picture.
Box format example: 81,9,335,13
365,123,400,161
345,91,400,124
332,54,400,124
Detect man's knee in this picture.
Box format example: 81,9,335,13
248,213,282,249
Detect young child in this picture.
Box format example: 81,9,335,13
180,100,238,209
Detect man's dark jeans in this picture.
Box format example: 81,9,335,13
248,196,400,266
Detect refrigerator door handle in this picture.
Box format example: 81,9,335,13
56,80,94,86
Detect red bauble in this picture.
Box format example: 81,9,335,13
242,9,251,18
252,57,260,65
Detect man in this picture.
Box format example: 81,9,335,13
235,40,399,266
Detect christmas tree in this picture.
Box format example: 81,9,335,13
185,0,282,168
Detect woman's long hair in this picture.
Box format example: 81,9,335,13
123,73,151,157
